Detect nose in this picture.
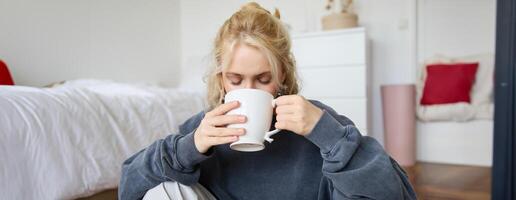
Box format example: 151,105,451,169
243,81,256,89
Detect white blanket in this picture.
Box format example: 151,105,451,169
0,80,205,200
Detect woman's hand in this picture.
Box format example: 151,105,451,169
274,95,323,136
194,101,246,154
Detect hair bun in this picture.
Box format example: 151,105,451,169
240,2,281,19
240,2,268,12
273,8,281,19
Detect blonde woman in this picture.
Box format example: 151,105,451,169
119,3,416,200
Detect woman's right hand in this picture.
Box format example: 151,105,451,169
194,101,246,154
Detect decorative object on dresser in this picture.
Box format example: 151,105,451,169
291,27,369,135
381,84,417,167
322,0,358,30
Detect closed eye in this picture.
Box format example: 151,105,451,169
226,74,242,85
229,78,242,85
257,73,272,84
231,80,242,85
258,77,271,84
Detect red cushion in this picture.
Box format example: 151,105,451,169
0,60,14,85
420,63,478,105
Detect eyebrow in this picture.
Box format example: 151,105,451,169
226,72,271,78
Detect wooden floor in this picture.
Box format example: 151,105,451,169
77,189,117,200
405,162,491,200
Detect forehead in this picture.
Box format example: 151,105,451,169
224,43,271,75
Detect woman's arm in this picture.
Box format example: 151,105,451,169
119,101,246,200
306,101,417,199
118,112,210,200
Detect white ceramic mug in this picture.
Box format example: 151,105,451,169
224,89,280,152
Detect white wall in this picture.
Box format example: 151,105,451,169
417,0,496,59
2,0,495,160
416,0,496,166
352,0,417,143
178,0,416,143
0,0,181,87
1,0,417,143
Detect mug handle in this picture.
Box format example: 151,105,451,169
264,99,281,143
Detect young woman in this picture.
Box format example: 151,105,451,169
119,3,416,200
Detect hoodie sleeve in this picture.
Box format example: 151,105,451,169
118,112,212,200
306,101,417,200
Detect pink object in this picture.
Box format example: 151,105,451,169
381,84,416,166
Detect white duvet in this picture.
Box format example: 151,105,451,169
0,80,205,200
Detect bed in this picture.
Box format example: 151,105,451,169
0,79,205,199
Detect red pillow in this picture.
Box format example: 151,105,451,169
420,63,478,105
0,60,14,85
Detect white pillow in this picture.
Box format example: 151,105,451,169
416,53,494,121
452,54,494,105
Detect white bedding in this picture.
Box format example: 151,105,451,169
0,79,205,199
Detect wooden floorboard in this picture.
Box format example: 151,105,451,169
76,189,117,200
405,162,491,200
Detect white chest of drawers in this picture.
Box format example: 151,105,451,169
292,28,370,135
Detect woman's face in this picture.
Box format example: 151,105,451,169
222,44,282,96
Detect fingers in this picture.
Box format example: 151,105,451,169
207,115,246,126
194,126,244,153
207,101,240,117
205,127,245,137
275,120,297,131
206,135,239,146
276,113,301,122
195,101,246,153
203,128,244,147
275,95,305,106
275,103,323,136
275,112,299,128
275,105,299,115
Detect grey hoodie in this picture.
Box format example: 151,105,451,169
119,100,416,200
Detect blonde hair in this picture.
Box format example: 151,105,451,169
205,2,299,109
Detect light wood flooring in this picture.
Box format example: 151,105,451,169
405,162,491,200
